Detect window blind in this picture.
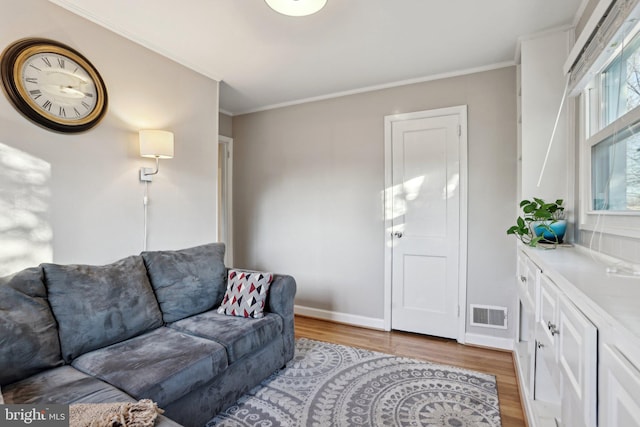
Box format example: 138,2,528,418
566,0,640,96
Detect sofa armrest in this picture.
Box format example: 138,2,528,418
266,274,297,362
267,275,296,317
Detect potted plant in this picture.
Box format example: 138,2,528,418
507,198,567,247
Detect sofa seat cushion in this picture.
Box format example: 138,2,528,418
71,327,228,407
4,366,184,427
142,243,227,323
169,311,282,364
2,366,135,404
43,256,163,362
0,267,63,386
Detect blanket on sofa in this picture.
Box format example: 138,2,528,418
70,399,163,427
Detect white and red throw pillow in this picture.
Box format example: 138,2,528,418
217,269,274,318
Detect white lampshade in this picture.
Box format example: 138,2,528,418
264,0,327,16
139,130,174,159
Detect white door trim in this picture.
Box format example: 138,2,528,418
218,135,234,266
383,105,468,343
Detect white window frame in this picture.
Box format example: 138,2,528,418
580,43,640,239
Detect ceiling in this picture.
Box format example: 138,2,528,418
49,0,584,115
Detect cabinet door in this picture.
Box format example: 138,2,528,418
535,275,561,396
600,344,640,427
517,254,531,306
558,295,597,427
537,275,558,349
525,258,538,303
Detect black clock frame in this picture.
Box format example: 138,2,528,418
0,38,108,133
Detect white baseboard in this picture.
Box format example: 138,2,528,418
294,305,385,330
464,333,514,351
295,307,515,351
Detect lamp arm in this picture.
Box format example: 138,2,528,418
139,157,161,182
146,157,160,176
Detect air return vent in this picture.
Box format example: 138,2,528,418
470,305,508,329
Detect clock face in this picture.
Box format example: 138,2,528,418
20,52,99,121
0,38,107,133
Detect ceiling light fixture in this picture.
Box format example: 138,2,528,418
264,0,327,17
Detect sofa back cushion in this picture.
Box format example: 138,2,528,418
0,267,64,386
142,243,226,323
43,256,163,362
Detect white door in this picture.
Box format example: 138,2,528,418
385,107,466,339
218,136,233,266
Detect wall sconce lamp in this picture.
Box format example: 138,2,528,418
139,130,174,182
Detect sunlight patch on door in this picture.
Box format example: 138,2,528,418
0,142,52,276
383,175,426,221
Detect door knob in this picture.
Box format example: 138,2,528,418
393,231,403,238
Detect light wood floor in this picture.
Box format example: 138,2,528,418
294,315,526,427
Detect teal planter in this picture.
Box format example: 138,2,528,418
533,220,567,243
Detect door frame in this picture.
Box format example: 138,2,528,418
383,105,468,343
218,135,234,266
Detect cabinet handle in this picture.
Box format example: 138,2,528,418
520,275,527,283
537,342,544,349
547,321,559,336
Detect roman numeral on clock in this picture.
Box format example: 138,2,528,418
42,100,52,111
29,89,42,100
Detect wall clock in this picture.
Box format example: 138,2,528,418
0,38,108,133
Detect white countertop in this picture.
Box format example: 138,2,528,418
522,244,640,348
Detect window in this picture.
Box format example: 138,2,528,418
585,21,640,216
591,130,640,211
601,30,640,127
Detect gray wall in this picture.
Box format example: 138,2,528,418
219,113,233,138
233,66,517,338
0,0,219,275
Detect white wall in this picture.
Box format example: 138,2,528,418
520,29,572,206
0,0,219,274
233,66,518,340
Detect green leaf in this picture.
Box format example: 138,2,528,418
530,236,543,246
534,209,552,219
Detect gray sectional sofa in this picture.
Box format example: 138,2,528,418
0,243,297,427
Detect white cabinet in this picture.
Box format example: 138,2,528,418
515,253,536,400
600,344,640,427
557,294,597,427
515,245,640,427
516,249,598,427
535,274,561,395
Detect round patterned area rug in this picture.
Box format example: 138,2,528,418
207,338,502,427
